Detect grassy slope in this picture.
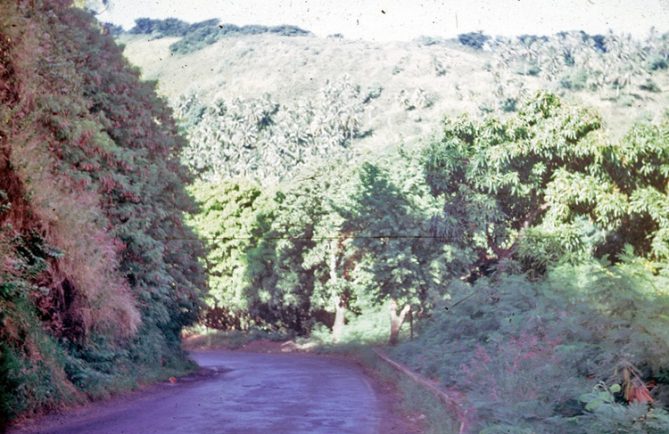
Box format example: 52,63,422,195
119,32,669,154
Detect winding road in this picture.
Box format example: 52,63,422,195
10,351,392,434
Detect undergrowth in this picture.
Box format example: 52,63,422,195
391,260,669,433
182,326,292,350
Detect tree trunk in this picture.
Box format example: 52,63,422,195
388,299,411,346
329,239,345,343
332,298,346,343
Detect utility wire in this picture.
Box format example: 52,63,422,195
158,235,453,241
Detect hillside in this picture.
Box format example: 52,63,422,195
0,2,205,428
118,22,669,184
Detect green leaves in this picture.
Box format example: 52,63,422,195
423,92,669,267
188,180,266,313
176,76,368,184
579,383,618,412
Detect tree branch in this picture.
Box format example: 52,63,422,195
486,202,550,260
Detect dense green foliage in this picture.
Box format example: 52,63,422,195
188,152,466,336
0,1,205,427
154,18,312,55
189,166,347,333
423,92,669,269
125,17,312,55
176,77,374,184
130,17,194,37
186,90,669,432
187,181,268,329
396,96,669,432
457,32,490,50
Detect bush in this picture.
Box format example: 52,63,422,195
169,21,222,54
129,17,190,37
169,21,311,55
640,78,662,93
457,31,490,50
268,25,310,36
560,68,589,90
515,62,541,76
500,97,517,112
647,55,668,71
391,259,669,433
102,22,123,37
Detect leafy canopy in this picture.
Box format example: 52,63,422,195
423,92,669,267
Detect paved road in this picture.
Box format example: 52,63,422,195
11,351,382,434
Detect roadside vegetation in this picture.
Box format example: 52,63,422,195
0,2,205,429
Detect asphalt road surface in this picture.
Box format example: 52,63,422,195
10,351,384,434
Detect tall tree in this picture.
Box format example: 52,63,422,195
341,156,469,344
423,92,669,274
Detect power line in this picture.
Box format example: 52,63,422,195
159,235,452,241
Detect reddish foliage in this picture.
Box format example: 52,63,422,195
76,130,92,148
461,331,561,406
627,383,654,404
622,365,654,404
99,174,117,193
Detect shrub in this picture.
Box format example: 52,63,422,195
500,97,517,112
432,57,447,76
640,78,662,93
129,17,190,37
559,68,589,90
169,21,311,55
392,259,669,433
647,55,668,71
268,25,310,36
102,22,123,37
457,31,490,50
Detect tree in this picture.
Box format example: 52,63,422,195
340,156,469,344
73,0,111,14
175,76,367,185
188,181,266,329
423,92,669,275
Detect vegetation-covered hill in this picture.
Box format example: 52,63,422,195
119,20,669,185
0,2,205,428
